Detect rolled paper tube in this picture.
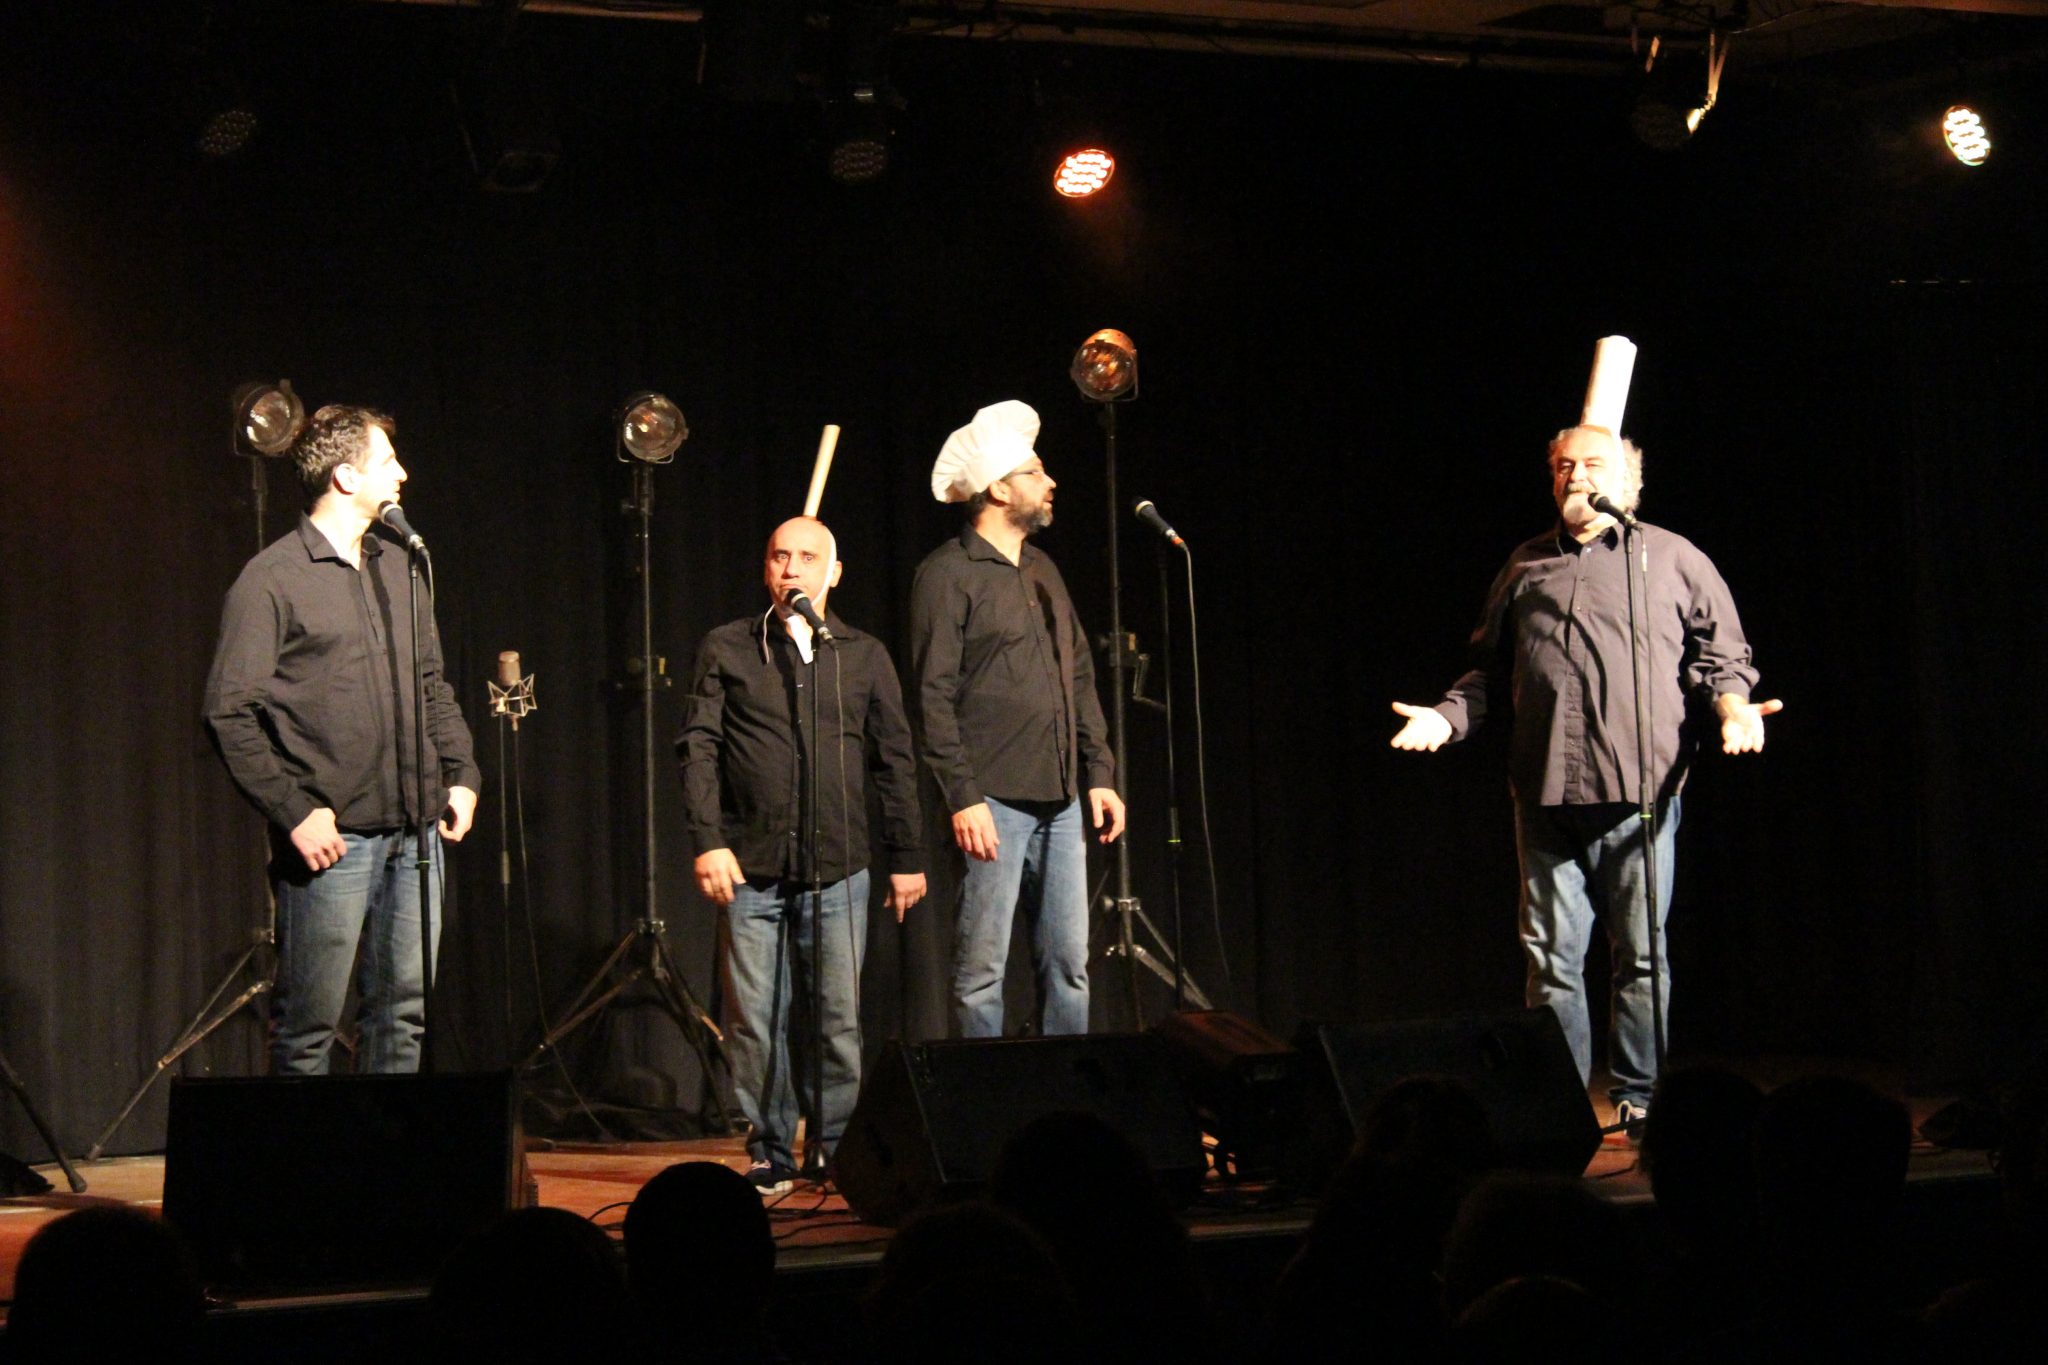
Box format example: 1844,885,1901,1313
1580,335,1638,434
803,425,841,517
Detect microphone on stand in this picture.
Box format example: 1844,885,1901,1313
379,500,426,552
785,589,836,645
1590,492,1639,531
488,650,536,724
1132,498,1185,547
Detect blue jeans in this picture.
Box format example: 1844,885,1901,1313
272,828,443,1075
1513,797,1681,1108
951,797,1090,1039
722,870,870,1170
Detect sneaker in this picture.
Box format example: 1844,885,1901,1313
1615,1099,1650,1145
746,1161,796,1196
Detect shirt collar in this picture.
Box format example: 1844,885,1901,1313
297,514,384,565
1552,521,1622,556
959,523,1037,568
756,604,855,663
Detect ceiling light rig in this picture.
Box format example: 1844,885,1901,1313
1629,29,1731,151
1942,104,1990,166
1054,148,1116,198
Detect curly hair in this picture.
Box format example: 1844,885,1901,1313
291,404,395,507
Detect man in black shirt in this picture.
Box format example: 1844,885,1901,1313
1391,425,1781,1127
203,405,479,1074
679,516,925,1191
911,400,1125,1039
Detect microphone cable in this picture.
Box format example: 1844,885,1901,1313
1179,544,1234,1003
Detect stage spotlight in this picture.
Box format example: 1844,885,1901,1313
197,107,259,158
826,97,892,184
1054,149,1116,198
1070,329,1138,404
231,380,305,457
1943,105,1990,166
618,392,688,465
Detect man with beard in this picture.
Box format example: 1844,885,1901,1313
203,405,479,1074
1390,421,1780,1133
911,400,1125,1038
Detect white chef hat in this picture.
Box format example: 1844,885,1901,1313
930,400,1042,504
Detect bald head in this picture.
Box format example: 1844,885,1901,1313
763,516,842,615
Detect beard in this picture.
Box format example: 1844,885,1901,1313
1006,500,1054,535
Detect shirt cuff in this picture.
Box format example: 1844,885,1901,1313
272,791,318,835
885,845,923,876
940,774,984,814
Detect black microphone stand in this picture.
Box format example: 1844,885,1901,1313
1619,516,1668,1086
803,626,831,1181
405,541,436,1071
1156,543,1187,1012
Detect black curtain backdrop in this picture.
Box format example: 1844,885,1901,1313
3,1,2043,1155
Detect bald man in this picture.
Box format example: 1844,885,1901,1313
678,518,926,1192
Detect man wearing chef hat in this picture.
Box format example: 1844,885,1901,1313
910,399,1125,1038
1389,339,1782,1136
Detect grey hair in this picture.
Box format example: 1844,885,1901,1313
1548,427,1644,514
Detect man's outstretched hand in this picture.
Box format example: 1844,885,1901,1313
1389,702,1452,752
1717,695,1784,755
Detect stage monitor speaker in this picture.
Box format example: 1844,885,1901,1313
1295,1008,1599,1184
1150,1010,1302,1180
834,1034,1204,1227
163,1071,523,1293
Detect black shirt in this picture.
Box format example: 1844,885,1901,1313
677,610,923,882
908,525,1116,812
1437,521,1761,807
203,516,481,834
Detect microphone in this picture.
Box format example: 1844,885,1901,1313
488,649,537,723
1132,498,1185,547
1589,492,1638,531
379,500,426,552
785,589,836,645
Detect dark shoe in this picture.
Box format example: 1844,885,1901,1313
747,1161,797,1196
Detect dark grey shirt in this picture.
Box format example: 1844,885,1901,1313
909,526,1116,812
677,610,923,882
203,516,480,834
1437,522,1760,807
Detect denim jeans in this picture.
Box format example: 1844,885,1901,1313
1514,797,1681,1108
272,827,443,1075
951,796,1090,1039
722,870,869,1171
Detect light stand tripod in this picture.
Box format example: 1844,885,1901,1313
1084,381,1144,1026
522,434,732,1136
90,447,283,1160
1071,330,1221,1026
2,1037,85,1193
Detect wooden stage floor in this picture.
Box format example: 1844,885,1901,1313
2,1093,1996,1318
